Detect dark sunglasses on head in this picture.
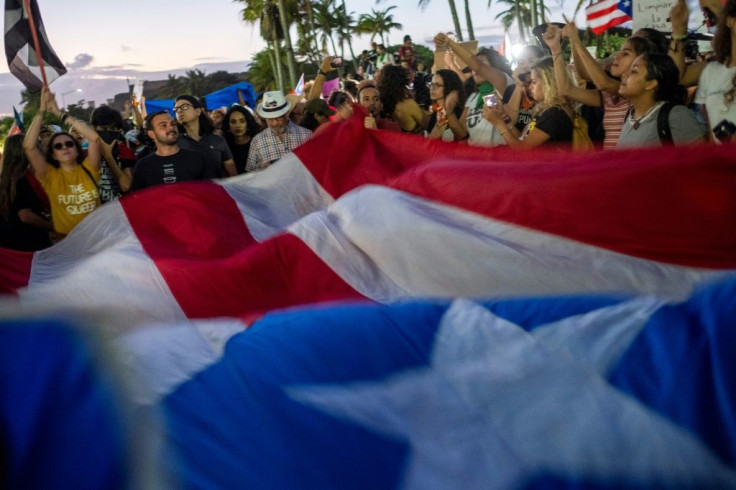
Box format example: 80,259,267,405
53,140,76,150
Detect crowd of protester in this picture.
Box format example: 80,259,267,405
0,0,734,251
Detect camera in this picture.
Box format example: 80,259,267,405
483,94,499,107
330,56,343,68
713,119,736,143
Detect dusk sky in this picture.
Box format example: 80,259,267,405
0,0,702,114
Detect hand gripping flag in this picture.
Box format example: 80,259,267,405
4,0,67,91
586,0,633,34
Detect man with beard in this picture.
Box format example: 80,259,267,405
359,85,401,132
130,111,216,192
246,91,311,172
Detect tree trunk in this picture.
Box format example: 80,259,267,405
530,0,538,34
464,0,475,40
276,0,297,88
270,38,286,92
448,0,463,41
303,0,320,61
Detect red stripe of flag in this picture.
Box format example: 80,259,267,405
122,181,362,321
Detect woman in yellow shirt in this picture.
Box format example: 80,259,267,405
23,87,102,239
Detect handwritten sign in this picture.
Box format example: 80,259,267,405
633,0,676,32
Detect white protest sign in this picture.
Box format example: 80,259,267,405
632,0,676,32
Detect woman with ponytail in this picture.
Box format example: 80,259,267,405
617,53,706,147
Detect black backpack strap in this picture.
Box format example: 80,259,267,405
657,102,675,145
80,163,100,194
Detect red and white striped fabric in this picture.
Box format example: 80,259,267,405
1,114,735,329
586,0,633,35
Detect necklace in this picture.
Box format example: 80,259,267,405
630,102,663,130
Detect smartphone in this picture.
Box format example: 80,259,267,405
483,94,499,107
713,119,736,143
330,56,343,68
518,72,531,83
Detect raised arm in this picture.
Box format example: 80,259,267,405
444,90,468,140
544,24,602,107
435,33,508,94
99,139,131,192
308,56,337,101
23,87,52,180
563,22,620,95
47,92,102,171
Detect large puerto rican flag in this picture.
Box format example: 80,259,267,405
586,0,633,34
1,111,736,488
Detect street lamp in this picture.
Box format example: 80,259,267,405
61,88,82,109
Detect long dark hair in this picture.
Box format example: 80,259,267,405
222,105,261,148
640,53,687,105
434,69,467,119
378,64,412,117
0,134,29,219
714,0,735,63
175,95,215,136
44,132,85,169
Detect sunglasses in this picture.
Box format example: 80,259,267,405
53,140,76,150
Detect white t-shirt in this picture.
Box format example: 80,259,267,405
695,62,736,141
465,93,506,147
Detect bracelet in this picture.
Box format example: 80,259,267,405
672,33,687,41
502,115,512,124
318,70,327,77
59,111,69,124
499,128,508,136
132,101,139,107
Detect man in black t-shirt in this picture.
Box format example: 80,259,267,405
130,111,217,192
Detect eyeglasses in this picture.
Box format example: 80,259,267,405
173,103,193,113
53,140,76,150
427,82,444,89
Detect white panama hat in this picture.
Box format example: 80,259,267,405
257,91,292,119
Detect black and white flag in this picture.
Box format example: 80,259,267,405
4,0,66,91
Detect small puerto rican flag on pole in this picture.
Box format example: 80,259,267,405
586,0,633,34
294,73,305,96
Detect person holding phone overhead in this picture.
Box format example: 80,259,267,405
483,56,574,149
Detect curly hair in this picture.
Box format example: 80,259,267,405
640,53,687,105
477,47,512,76
377,64,412,117
531,57,568,112
222,105,261,146
713,0,736,104
433,69,467,119
0,134,28,219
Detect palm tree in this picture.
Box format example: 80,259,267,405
335,1,358,62
276,0,298,87
312,0,340,55
494,0,533,42
464,0,475,40
356,6,402,46
418,0,463,41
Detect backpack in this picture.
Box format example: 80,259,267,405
624,102,675,145
571,115,595,151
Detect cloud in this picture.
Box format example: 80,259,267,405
66,53,94,70
194,56,224,61
121,44,134,52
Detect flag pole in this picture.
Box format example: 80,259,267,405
22,0,48,87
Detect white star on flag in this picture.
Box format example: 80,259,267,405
289,298,736,489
